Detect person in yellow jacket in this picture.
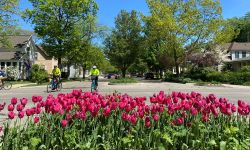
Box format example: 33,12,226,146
52,65,61,89
90,65,100,90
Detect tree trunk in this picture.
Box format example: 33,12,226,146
121,69,126,78
58,57,62,68
67,64,70,79
82,64,86,80
160,69,163,79
173,48,180,77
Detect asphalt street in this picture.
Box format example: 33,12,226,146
1,81,250,105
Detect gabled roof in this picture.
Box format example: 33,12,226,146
35,45,50,57
0,35,32,48
230,42,250,51
0,52,17,60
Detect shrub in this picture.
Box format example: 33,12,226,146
186,67,217,81
6,66,19,81
30,64,48,84
207,72,226,82
240,65,250,72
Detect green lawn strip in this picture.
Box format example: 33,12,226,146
109,78,138,84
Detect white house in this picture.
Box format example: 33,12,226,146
0,35,57,79
218,42,250,71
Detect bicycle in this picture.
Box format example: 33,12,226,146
47,77,62,93
90,75,98,92
0,78,12,90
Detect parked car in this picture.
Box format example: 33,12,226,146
105,73,120,79
144,72,154,79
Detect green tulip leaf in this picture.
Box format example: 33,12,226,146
30,137,41,148
209,140,217,146
220,141,227,150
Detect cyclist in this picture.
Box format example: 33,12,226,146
52,65,61,90
0,69,6,86
90,65,100,90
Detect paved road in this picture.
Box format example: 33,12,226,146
0,81,250,105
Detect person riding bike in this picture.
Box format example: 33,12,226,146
52,65,61,90
90,65,100,90
0,69,7,86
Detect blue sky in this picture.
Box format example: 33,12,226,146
18,0,250,31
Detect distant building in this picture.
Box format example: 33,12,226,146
217,42,250,71
0,35,57,79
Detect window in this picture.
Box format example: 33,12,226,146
235,51,239,59
13,62,17,67
7,62,11,67
19,62,22,70
242,51,246,58
34,52,38,60
1,62,5,69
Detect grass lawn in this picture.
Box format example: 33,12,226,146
109,77,138,84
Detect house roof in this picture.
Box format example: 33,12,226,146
0,35,32,60
0,35,32,48
228,42,250,51
35,45,50,57
0,52,17,60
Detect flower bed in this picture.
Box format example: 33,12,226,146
0,90,250,149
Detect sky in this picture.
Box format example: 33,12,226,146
17,0,250,31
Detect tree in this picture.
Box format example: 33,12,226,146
64,16,108,79
230,12,250,42
144,0,236,76
0,0,19,47
104,10,143,78
23,0,98,67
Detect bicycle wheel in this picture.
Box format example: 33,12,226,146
57,82,62,91
91,80,96,92
47,83,52,93
3,81,12,90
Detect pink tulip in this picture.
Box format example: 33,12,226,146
17,104,24,111
190,107,198,116
34,117,40,124
152,114,159,121
25,109,32,116
61,119,68,127
66,114,72,121
18,111,25,119
20,98,28,106
103,107,111,117
11,97,18,105
121,112,128,121
231,105,237,112
8,111,15,119
130,115,138,124
8,104,14,111
145,120,150,128
0,102,6,111
138,111,144,118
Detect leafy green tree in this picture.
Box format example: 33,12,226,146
104,10,143,78
0,0,19,47
144,0,236,76
230,12,250,42
23,0,98,66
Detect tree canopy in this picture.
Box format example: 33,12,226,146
23,0,98,66
0,0,19,47
143,0,236,75
104,10,143,77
